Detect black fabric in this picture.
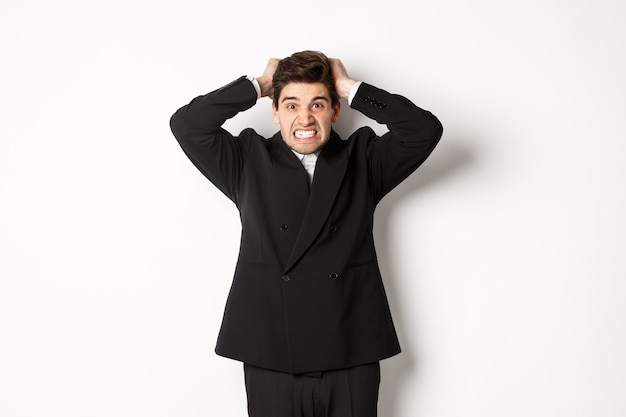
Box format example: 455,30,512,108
244,362,380,417
170,77,443,373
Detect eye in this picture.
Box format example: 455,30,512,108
312,102,324,109
286,103,297,110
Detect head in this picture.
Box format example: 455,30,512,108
272,51,341,154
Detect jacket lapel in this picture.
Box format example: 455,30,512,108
284,132,348,272
270,134,311,211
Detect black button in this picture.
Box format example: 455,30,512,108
329,225,338,233
280,224,288,232
329,272,339,280
282,275,291,282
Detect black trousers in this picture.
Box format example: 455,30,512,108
243,362,380,417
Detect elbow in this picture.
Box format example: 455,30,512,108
169,106,188,142
429,111,444,140
433,115,444,143
423,111,444,149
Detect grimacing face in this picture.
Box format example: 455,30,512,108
272,82,341,155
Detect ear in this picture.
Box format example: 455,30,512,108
272,102,280,124
331,102,341,123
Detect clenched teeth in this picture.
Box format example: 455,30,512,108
295,130,316,139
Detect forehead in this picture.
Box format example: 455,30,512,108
279,82,331,101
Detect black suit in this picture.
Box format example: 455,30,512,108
170,76,442,375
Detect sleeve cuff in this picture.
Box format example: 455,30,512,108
246,76,262,100
348,81,363,105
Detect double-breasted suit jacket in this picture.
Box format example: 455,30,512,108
170,76,443,374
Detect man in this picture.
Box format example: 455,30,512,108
170,51,442,417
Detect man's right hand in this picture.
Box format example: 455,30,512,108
256,58,279,99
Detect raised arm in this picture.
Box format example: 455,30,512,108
169,59,279,203
330,58,443,200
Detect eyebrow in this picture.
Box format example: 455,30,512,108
281,96,330,103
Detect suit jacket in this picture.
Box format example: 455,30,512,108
170,76,443,374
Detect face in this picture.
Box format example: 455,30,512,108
272,82,341,154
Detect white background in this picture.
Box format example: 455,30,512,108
1,1,625,416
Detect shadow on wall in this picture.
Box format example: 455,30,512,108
373,137,475,416
335,94,476,414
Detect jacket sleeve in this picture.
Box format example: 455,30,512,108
350,82,443,202
169,76,258,204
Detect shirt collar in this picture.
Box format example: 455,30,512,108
291,149,320,161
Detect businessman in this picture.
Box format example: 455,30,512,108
170,51,443,417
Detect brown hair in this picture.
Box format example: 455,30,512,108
272,50,339,108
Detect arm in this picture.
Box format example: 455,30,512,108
169,60,279,203
330,59,443,201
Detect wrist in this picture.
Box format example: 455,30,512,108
256,75,273,98
336,78,357,100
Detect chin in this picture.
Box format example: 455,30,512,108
294,146,316,154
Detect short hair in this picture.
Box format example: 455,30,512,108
272,50,339,108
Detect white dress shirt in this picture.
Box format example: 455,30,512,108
291,150,319,184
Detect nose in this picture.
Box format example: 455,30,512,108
297,108,313,124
